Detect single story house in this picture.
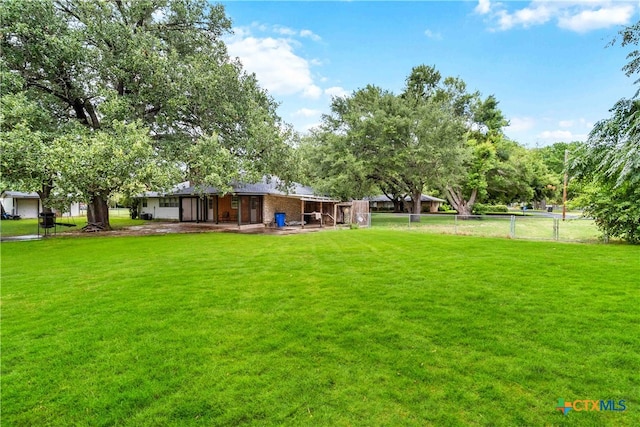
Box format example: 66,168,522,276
137,181,191,221
0,191,81,218
137,177,340,228
368,194,446,213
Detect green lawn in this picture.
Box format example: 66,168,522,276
2,230,638,426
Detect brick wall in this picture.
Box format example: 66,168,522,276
263,195,303,224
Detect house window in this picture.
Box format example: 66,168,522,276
159,197,179,208
142,199,148,207
231,196,238,209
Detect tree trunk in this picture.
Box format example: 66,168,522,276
87,194,111,230
446,187,477,217
410,191,422,222
36,181,54,214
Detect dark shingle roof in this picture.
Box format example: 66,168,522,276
172,177,336,201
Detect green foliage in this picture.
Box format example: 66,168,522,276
470,203,508,215
306,66,470,213
437,203,453,212
570,20,640,243
445,95,517,215
51,120,182,202
574,181,640,243
471,203,489,215
1,0,292,225
490,204,509,213
298,131,375,200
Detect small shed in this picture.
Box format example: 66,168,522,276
334,200,370,227
0,191,81,219
0,191,41,218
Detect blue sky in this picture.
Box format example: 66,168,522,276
220,1,639,147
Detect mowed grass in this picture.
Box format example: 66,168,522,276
1,230,639,426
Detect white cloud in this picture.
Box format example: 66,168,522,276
539,130,573,139
226,23,327,100
303,85,323,99
478,0,639,33
424,29,443,40
325,86,349,98
496,3,553,30
273,25,297,36
227,35,322,98
294,108,322,118
250,22,322,42
300,29,322,42
475,0,491,15
558,4,635,32
506,116,535,132
537,129,588,142
559,117,595,129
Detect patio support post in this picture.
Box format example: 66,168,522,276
215,195,219,224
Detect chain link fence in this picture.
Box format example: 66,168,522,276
370,213,604,243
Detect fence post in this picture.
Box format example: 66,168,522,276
510,215,515,239
553,218,559,241
454,215,458,235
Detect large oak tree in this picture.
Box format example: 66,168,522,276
1,0,293,229
308,67,469,217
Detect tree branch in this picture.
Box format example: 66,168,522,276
84,99,100,129
26,81,72,105
112,0,129,26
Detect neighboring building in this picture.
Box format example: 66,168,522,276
404,194,447,213
368,194,446,213
0,191,81,218
1,191,41,218
138,177,340,227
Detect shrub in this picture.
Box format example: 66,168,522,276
472,203,488,215
490,204,509,213
438,203,453,212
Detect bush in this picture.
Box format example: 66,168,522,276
472,203,508,215
438,203,452,212
582,182,640,244
472,203,488,215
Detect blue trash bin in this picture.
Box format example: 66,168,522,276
275,212,286,227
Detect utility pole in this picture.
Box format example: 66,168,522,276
562,149,568,221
